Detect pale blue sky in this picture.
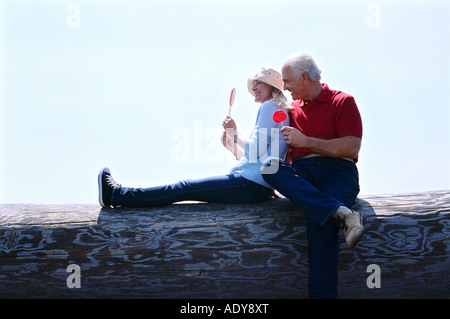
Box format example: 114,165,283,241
1,0,449,204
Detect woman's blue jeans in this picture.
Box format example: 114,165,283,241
111,174,273,208
262,157,360,299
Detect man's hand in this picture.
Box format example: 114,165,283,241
281,126,310,148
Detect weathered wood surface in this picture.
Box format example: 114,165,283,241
0,190,449,299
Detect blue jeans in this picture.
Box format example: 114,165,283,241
262,157,360,299
111,174,273,208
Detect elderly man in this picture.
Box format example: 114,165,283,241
261,53,366,299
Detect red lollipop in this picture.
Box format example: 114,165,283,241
228,88,236,116
273,110,287,126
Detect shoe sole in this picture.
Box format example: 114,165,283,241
349,212,367,249
98,167,110,207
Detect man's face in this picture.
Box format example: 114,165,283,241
282,65,306,100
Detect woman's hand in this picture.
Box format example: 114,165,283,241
222,116,237,131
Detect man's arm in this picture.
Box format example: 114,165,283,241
281,126,361,159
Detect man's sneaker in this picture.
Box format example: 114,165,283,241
337,209,367,248
98,167,120,207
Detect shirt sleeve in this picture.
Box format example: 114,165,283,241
336,96,363,139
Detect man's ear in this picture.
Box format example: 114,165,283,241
302,71,309,81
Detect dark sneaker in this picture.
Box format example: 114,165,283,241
98,167,119,207
338,209,367,248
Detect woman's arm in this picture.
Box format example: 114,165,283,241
221,130,245,160
221,116,246,160
222,116,246,148
246,101,289,161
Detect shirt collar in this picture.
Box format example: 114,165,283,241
315,83,332,102
297,83,331,107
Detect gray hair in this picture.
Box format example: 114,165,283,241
284,53,321,81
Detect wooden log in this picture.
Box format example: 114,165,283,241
0,190,449,299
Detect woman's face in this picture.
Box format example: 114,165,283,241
252,81,272,103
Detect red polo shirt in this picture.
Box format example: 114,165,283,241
288,83,363,162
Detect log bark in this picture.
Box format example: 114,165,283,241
0,190,449,299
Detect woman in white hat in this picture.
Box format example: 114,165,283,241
98,68,290,208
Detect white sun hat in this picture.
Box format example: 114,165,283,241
247,68,283,96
